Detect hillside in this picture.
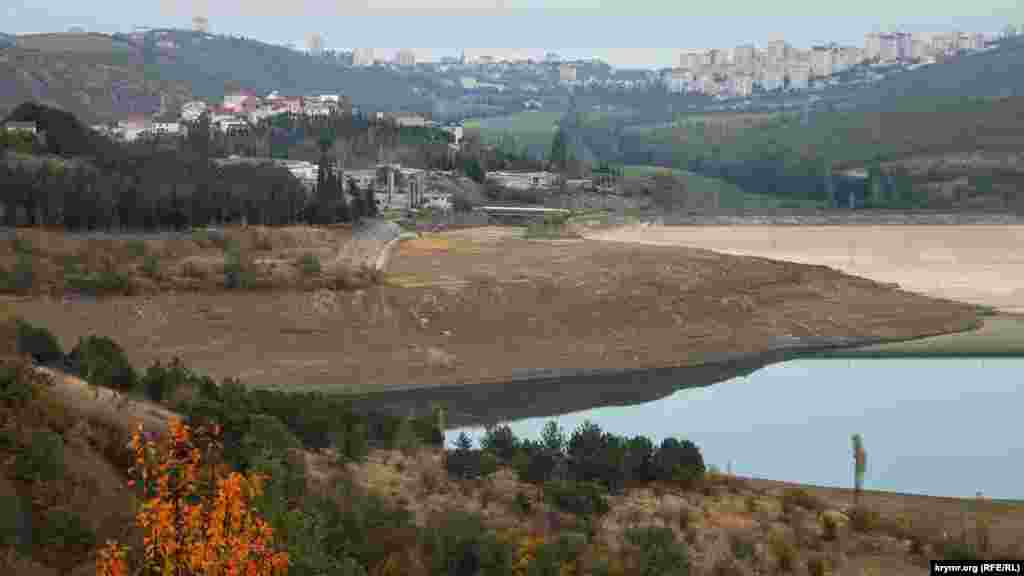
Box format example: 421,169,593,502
0,42,192,123
846,36,1024,108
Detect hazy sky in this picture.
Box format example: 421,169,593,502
5,0,1021,68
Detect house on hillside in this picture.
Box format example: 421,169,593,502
117,116,152,142
222,91,261,115
181,101,208,122
3,121,38,135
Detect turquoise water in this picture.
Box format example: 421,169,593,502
446,358,1024,500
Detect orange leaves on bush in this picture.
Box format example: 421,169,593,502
97,418,289,576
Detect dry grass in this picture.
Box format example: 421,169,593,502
0,226,371,297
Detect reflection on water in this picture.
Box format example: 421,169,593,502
447,358,1024,500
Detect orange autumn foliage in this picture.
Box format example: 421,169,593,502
97,418,290,576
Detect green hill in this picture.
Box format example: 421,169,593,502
0,42,192,124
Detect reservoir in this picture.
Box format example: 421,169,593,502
446,358,1024,500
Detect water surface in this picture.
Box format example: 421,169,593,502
447,358,1023,500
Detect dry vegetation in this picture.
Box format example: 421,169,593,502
0,225,382,298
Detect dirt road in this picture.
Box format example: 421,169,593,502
586,224,1024,314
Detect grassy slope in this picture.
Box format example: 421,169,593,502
464,110,563,157
621,164,827,210
817,314,1024,358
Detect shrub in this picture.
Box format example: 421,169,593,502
239,414,302,468
13,429,64,483
730,531,756,561
625,526,691,576
12,236,32,254
423,510,515,576
769,532,797,573
513,491,533,516
806,555,831,576
35,509,96,551
140,253,160,278
223,242,255,289
653,437,705,488
480,423,518,461
821,512,840,542
126,239,147,258
0,362,36,407
446,446,498,480
15,319,63,365
96,419,290,576
298,253,322,276
0,253,35,293
67,334,136,391
781,488,826,515
847,505,880,533
0,493,30,550
138,358,195,404
543,481,609,517
64,261,132,295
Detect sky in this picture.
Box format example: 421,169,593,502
5,0,1022,68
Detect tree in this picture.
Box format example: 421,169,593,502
96,419,290,576
549,128,568,170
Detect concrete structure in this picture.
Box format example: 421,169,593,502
396,48,416,67
488,171,557,190
393,114,428,128
765,39,791,64
151,122,183,135
306,33,323,56
192,17,209,33
558,64,577,83
732,44,757,73
352,48,375,67
679,51,703,70
3,121,38,135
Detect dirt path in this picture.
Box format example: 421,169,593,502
584,224,1024,314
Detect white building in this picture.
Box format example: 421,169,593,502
396,48,416,67
679,51,703,71
729,74,755,98
765,39,791,64
180,101,208,122
151,122,183,135
810,46,835,77
558,64,577,83
393,114,428,128
352,47,375,67
732,44,757,74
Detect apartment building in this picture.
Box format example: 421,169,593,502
396,48,416,67
765,39,791,64
352,48,375,66
729,74,755,98
679,51,703,71
559,64,577,83
732,44,757,74
810,46,835,77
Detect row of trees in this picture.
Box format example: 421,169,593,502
0,103,419,229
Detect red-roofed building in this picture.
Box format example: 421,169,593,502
222,90,260,115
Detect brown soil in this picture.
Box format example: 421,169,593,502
14,226,980,392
